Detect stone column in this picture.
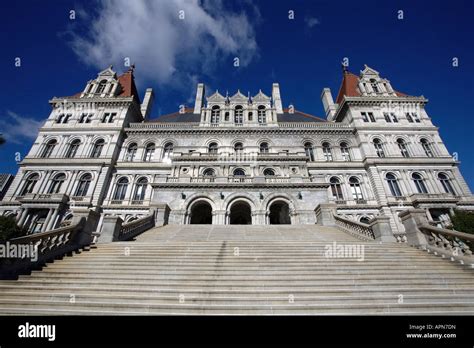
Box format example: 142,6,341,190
42,209,53,232
399,209,429,246
46,209,59,231
152,203,169,226
370,216,396,242
17,208,29,226
98,215,123,243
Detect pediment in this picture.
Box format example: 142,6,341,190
97,65,117,80
360,64,380,78
230,90,248,102
253,89,270,102
207,90,225,102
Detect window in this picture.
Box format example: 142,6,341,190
41,139,57,158
383,112,398,123
208,142,218,154
234,142,243,154
96,80,107,94
360,216,371,224
90,139,105,158
412,173,428,194
370,79,379,93
329,177,343,200
113,177,129,200
438,173,455,195
20,174,39,196
48,173,66,194
322,142,333,161
224,112,229,121
162,142,173,160
66,139,81,158
233,168,245,176
349,177,364,200
397,138,410,158
386,173,402,197
79,113,93,123
75,173,92,197
203,168,216,177
125,143,138,161
263,168,275,176
406,112,420,123
101,112,116,123
373,138,385,158
260,142,269,154
420,139,434,157
248,112,253,121
144,143,156,162
304,142,315,161
56,114,71,124
361,112,375,122
340,142,351,161
234,106,243,124
211,106,220,124
257,106,266,124
133,177,148,201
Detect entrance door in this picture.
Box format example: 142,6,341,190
229,201,252,225
269,201,291,224
190,201,213,224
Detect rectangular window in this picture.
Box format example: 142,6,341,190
361,112,369,122
368,112,375,122
384,113,391,123
406,112,419,123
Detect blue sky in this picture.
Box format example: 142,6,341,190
0,0,472,189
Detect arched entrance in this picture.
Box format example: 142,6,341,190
189,201,213,224
269,201,291,224
229,201,252,225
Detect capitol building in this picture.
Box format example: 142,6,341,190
1,64,472,237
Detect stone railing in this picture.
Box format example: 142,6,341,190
0,217,93,279
394,233,408,243
334,214,375,241
400,209,474,267
118,214,155,241
418,224,473,266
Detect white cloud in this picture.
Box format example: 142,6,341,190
305,16,320,28
68,0,259,88
0,111,44,145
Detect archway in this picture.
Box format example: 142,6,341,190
229,201,252,225
189,201,213,224
269,201,291,224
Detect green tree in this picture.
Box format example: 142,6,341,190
0,215,27,241
450,210,474,234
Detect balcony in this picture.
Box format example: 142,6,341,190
17,193,69,204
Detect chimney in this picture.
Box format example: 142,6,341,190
272,83,283,114
140,88,155,120
321,88,337,121
194,83,205,114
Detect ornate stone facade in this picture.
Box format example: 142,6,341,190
1,65,472,236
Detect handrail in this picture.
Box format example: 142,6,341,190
418,224,473,261
118,214,155,241
333,214,375,241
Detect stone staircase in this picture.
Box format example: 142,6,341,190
0,225,473,315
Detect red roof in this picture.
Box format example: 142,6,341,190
335,70,411,104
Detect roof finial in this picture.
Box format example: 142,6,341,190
342,63,348,74
128,64,135,73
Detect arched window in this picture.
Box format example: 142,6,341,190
397,138,410,158
373,138,385,158
48,173,66,194
412,173,428,194
421,139,434,157
125,143,138,161
263,168,275,176
234,142,243,154
257,106,266,124
329,177,343,200
349,176,364,200
234,105,243,124
162,142,173,160
20,173,39,196
96,80,107,94
359,216,371,224
304,142,315,161
233,168,245,176
90,139,105,158
260,142,269,154
66,139,81,158
322,142,333,161
208,142,218,154
211,106,220,124
386,173,402,197
113,177,129,200
438,173,455,195
75,173,92,197
144,143,155,162
203,168,216,177
340,142,351,161
41,139,57,158
133,177,148,201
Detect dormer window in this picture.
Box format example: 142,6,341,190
370,79,379,93
234,105,243,124
96,80,107,94
211,106,220,124
257,106,266,124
